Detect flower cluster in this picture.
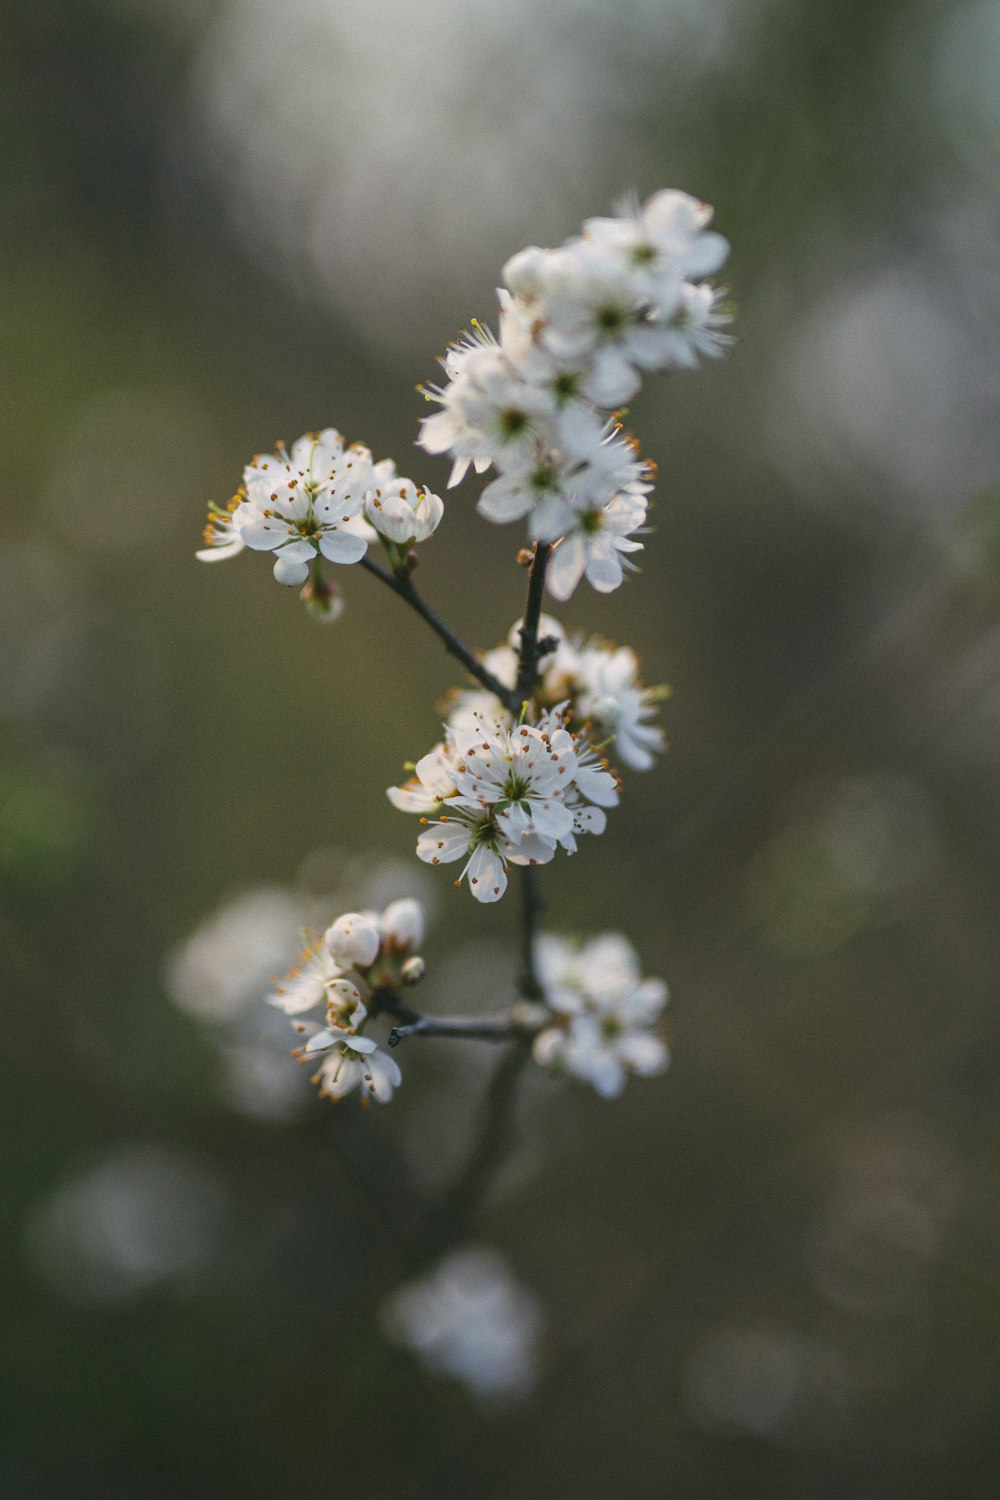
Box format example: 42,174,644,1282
532,933,669,1097
446,613,666,773
197,428,443,590
389,708,618,903
418,190,731,599
268,898,426,1103
195,185,733,1129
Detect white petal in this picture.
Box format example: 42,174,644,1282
318,529,367,565
618,1032,669,1076
273,553,311,585
416,821,470,866
465,845,507,902
325,914,380,969
546,538,586,601
195,536,245,563
387,782,443,813
380,898,424,951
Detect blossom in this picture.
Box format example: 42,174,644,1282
390,710,617,903
503,239,672,405
582,189,730,314
266,896,429,1104
196,497,246,563
545,490,647,601
309,1033,402,1103
197,428,444,589
267,942,345,1017
444,616,666,775
381,1246,544,1403
235,430,369,584
654,281,735,369
419,339,555,489
326,912,381,969
412,187,731,599
364,477,444,545
574,641,666,772
532,932,669,1097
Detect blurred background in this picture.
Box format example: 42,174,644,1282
4,0,1000,1494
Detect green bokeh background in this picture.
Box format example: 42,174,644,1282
4,0,1000,1494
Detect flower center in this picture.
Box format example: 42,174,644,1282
499,408,529,438
596,304,627,335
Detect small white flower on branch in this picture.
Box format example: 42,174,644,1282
381,1246,544,1403
266,897,429,1104
310,1033,402,1104
196,428,441,592
390,710,618,903
532,932,669,1097
364,478,443,546
446,615,667,774
267,943,345,1017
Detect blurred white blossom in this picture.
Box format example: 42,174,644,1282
381,1246,544,1402
533,932,669,1096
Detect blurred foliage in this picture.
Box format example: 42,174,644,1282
3,0,1000,1495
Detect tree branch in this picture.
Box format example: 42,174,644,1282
388,1014,525,1046
359,553,517,709
514,541,553,705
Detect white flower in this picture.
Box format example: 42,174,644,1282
381,1246,544,1403
532,932,669,1097
392,711,615,903
320,898,428,984
267,943,344,1017
267,895,428,1105
386,742,461,814
196,498,246,564
380,897,424,952
444,616,665,779
309,1033,402,1103
325,912,381,969
574,643,666,772
655,280,735,369
227,429,371,585
419,340,555,488
475,443,577,527
545,490,648,601
502,239,668,405
583,189,729,316
365,478,444,545
476,409,651,550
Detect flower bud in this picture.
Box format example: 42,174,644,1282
325,913,381,969
380,898,425,952
400,955,425,986
300,575,345,623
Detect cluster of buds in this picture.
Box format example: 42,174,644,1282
268,899,425,1103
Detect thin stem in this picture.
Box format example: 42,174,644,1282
514,541,553,705
388,1015,524,1046
513,541,552,998
519,864,545,1000
359,554,517,709
422,1040,533,1256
